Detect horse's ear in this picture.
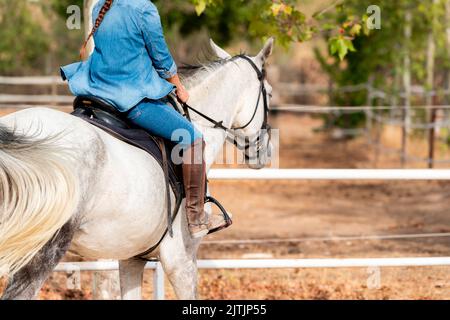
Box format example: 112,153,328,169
210,39,232,59
256,37,275,64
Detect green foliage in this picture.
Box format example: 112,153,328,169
154,0,315,48
0,0,49,75
329,37,356,61
1,0,360,74
154,0,248,46
154,0,365,57
191,0,216,16
315,0,446,130
50,0,316,48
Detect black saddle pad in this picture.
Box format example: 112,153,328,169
72,111,184,199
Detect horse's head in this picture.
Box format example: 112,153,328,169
210,38,275,169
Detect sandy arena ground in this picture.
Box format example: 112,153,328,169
1,110,449,299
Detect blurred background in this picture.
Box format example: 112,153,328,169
0,0,449,299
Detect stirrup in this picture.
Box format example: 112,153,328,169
205,196,233,235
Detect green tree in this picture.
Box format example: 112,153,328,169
0,0,360,74
0,0,49,75
156,0,313,47
52,0,358,57
314,0,445,129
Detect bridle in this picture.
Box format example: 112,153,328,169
181,55,272,160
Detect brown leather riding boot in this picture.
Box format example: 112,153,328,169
182,139,209,238
183,139,233,238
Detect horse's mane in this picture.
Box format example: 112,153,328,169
178,52,247,89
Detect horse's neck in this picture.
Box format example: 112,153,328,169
186,63,248,170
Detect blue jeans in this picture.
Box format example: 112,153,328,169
126,99,203,149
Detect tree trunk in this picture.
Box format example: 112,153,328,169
442,0,450,148
425,2,436,111
401,10,412,168
445,0,450,111
426,0,438,168
391,66,401,118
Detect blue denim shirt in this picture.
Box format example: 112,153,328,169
60,0,177,112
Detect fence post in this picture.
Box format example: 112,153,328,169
153,262,165,300
428,107,438,168
374,100,382,167
365,79,373,140
327,79,335,130
92,269,120,300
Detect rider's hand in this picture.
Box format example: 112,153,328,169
167,74,190,104
176,85,190,104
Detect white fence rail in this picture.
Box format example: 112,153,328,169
56,257,450,273
0,94,72,104
208,169,450,180
56,257,450,300
0,76,63,86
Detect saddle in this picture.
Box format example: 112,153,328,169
71,95,231,257
72,96,184,253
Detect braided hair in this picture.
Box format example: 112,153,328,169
80,0,114,60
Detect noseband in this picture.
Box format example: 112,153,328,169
181,55,271,160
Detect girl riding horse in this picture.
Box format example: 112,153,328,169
61,0,230,238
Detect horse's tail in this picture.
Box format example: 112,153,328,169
0,124,80,277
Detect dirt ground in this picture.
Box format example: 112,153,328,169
1,110,449,300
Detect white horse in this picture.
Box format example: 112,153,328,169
0,39,274,300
